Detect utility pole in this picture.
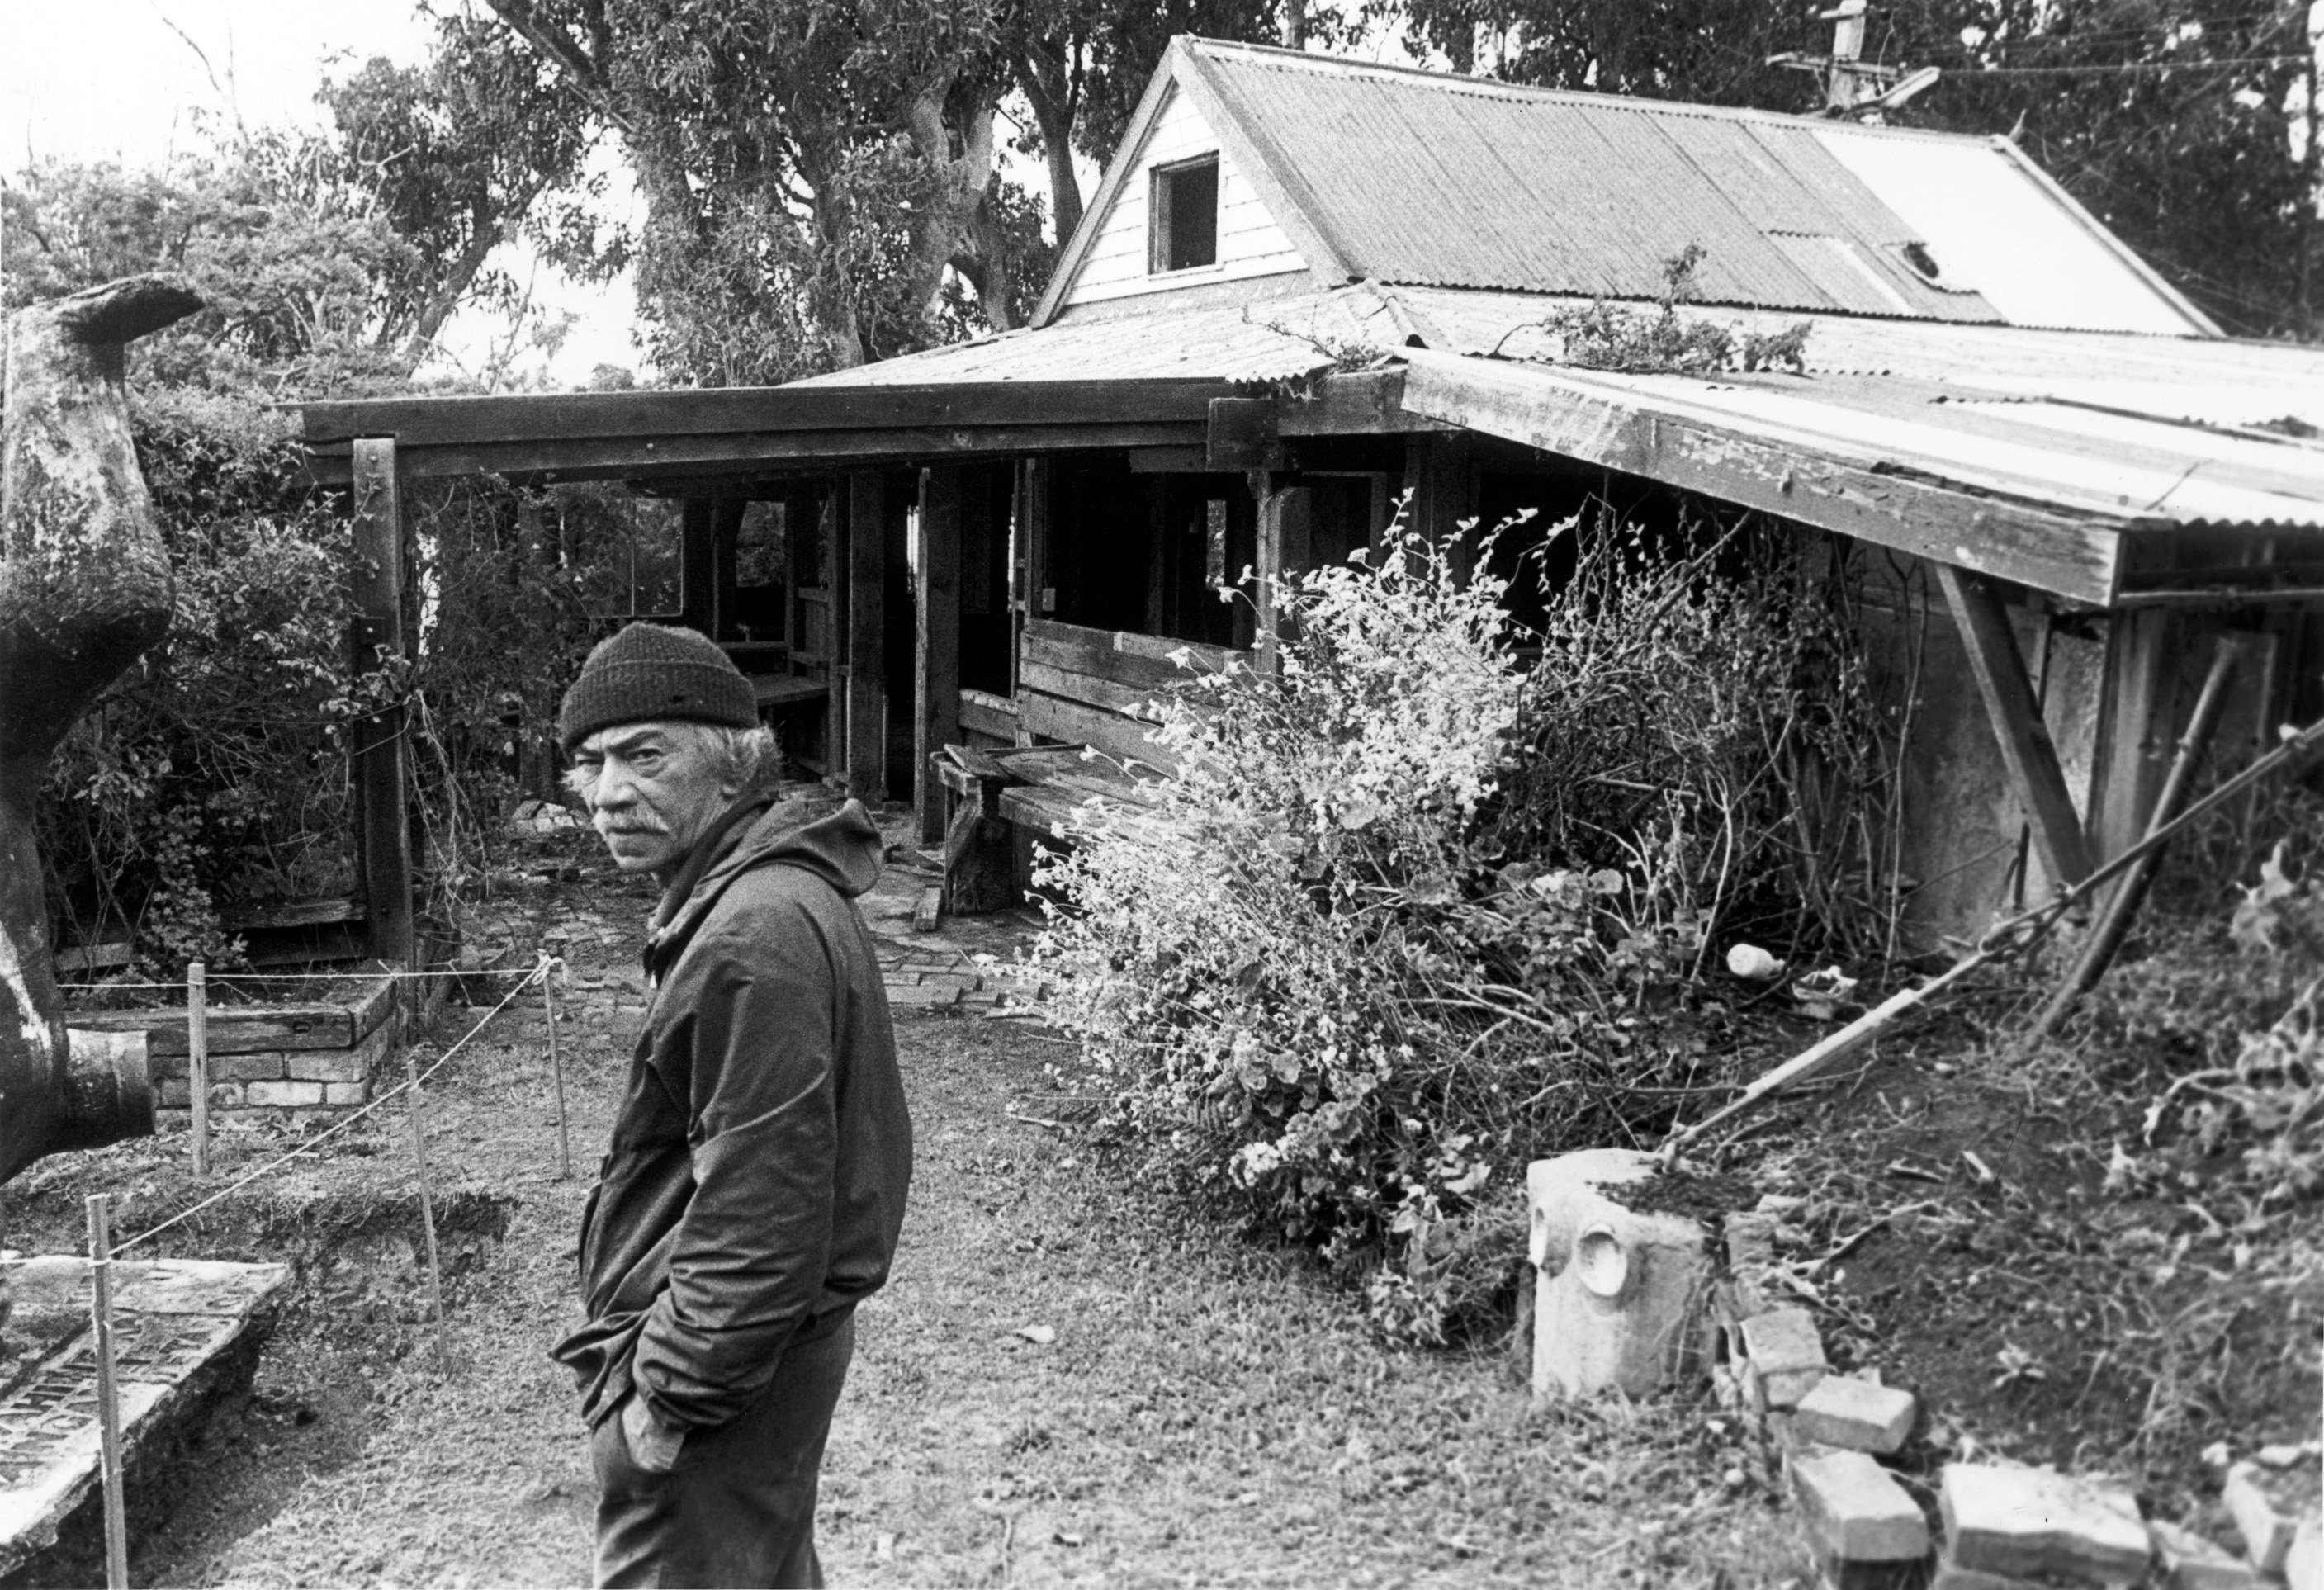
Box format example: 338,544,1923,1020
1770,0,1942,119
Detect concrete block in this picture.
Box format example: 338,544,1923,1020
1927,1548,2067,1588
1526,1148,1712,1400
1741,1308,1828,1409
1794,1375,1917,1455
2287,1507,2320,1590
211,1051,287,1083
244,1080,325,1109
2225,1460,2313,1576
1790,1448,1930,1564
1725,1210,1779,1270
286,1049,371,1084
2150,1519,2256,1589
322,1082,368,1106
1941,1464,2151,1585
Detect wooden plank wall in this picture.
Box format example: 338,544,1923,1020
1018,618,1239,768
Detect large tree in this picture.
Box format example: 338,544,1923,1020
1,277,201,1182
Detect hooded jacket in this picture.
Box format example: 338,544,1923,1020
554,797,911,1433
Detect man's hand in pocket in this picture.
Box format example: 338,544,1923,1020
621,1394,685,1474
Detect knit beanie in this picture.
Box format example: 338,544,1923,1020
558,622,759,754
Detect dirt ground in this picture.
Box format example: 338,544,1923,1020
5,854,1811,1588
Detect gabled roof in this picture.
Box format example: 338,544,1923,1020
1035,38,2215,338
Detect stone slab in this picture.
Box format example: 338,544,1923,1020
0,1258,289,1575
1790,1447,1930,1564
1794,1375,1917,1455
1941,1464,2151,1585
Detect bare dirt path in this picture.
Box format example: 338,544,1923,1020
9,837,1806,1588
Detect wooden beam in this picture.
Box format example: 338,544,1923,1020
304,421,1212,485
916,467,963,845
1936,564,2097,891
1278,371,1457,437
845,471,887,802
1402,430,1474,575
1253,476,1292,675
679,499,716,635
1208,398,1282,472
349,439,414,971
302,377,1235,448
1399,349,2123,608
2090,608,2176,863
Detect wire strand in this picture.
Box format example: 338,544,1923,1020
111,960,554,1256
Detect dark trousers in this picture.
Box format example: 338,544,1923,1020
590,1313,855,1589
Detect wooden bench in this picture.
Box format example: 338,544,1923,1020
932,742,1171,912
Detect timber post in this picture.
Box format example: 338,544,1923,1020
350,438,415,972
2091,608,2177,866
845,472,888,800
1402,430,1476,578
916,466,963,845
1935,564,2096,893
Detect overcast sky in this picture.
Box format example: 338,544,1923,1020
2,0,644,386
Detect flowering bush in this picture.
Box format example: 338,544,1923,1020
1027,512,1883,1342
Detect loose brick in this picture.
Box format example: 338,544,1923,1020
2225,1460,2312,1576
1741,1307,1828,1408
2287,1509,2320,1590
1927,1549,2063,1588
286,1050,371,1085
211,1051,288,1083
244,1080,325,1109
322,1082,369,1106
1794,1375,1917,1455
1941,1464,2151,1585
1725,1210,1779,1270
2150,1519,2255,1590
1789,1448,1930,1564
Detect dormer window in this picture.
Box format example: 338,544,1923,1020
1149,154,1219,272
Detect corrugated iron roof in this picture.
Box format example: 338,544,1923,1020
1171,40,2209,337
1382,284,2324,431
814,279,2324,558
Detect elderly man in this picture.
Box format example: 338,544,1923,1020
551,622,911,1590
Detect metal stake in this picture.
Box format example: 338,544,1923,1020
85,1195,129,1590
186,962,208,1176
542,958,571,1180
404,1052,446,1327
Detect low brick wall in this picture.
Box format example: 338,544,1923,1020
73,976,400,1128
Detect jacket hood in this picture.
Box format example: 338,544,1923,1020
658,796,886,950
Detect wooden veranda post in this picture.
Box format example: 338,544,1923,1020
845,472,887,801
1935,565,2095,893
2091,608,2177,866
916,467,963,845
1403,431,1475,578
350,438,415,971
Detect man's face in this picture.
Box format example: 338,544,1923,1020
570,722,736,878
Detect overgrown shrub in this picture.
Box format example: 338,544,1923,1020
40,390,353,969
38,386,679,973
1026,510,1887,1342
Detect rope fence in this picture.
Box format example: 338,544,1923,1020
19,950,585,1585
112,956,561,1255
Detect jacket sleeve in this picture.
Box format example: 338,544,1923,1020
629,895,840,1431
